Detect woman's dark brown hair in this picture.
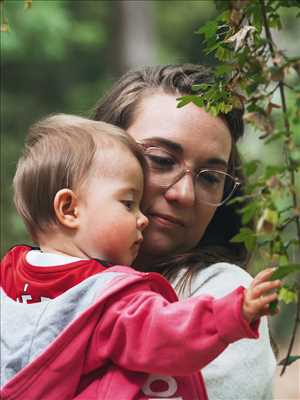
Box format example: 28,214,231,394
92,64,250,293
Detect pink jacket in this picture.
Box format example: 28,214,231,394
1,266,259,399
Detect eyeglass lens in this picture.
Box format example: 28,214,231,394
143,147,238,206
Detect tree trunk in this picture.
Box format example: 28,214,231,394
113,0,157,74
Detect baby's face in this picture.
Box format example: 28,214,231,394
74,146,148,265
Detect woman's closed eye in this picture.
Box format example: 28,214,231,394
146,154,177,171
196,170,225,188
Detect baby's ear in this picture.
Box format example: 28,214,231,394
53,189,80,229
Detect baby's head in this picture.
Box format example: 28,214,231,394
13,114,148,265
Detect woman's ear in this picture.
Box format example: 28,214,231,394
53,189,80,229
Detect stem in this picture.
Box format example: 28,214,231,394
260,0,300,375
278,216,297,232
283,82,296,91
280,289,300,376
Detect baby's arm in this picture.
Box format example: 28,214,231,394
90,277,261,376
243,267,281,323
184,264,278,400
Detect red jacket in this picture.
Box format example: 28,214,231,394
1,248,259,399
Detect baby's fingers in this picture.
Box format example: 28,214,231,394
243,275,282,322
250,292,280,318
251,279,281,300
253,267,277,284
258,291,279,308
261,296,281,316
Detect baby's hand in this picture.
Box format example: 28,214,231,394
243,268,281,323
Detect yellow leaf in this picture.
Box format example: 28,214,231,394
0,22,9,32
24,0,32,10
225,26,256,51
256,209,278,234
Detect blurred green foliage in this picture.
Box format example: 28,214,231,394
2,0,112,253
1,0,299,261
1,0,217,255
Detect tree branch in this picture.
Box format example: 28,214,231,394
260,0,300,375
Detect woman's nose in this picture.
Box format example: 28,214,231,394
137,212,149,231
164,173,196,207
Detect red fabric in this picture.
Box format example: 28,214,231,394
1,269,211,399
0,245,107,303
1,249,260,399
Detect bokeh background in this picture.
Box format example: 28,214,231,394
1,1,299,398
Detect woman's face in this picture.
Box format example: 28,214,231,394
127,93,232,265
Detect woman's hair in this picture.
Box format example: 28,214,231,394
92,64,251,292
13,114,145,242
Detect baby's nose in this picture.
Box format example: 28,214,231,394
138,212,149,231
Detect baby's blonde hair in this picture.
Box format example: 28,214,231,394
13,114,145,241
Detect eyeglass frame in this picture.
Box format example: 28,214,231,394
137,141,241,206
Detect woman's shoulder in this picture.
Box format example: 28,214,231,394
195,262,253,283
189,262,253,299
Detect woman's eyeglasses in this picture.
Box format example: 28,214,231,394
138,143,241,206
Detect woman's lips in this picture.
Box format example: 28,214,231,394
149,213,185,227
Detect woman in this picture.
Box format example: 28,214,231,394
92,64,276,400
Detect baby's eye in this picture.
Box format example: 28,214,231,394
121,200,135,210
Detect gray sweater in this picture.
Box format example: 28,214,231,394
172,263,277,400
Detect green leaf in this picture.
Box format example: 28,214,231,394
196,20,218,39
216,46,231,61
278,286,298,304
270,264,300,280
264,165,285,179
230,228,256,251
290,149,300,163
192,83,211,91
176,95,194,108
241,202,259,224
219,103,233,113
244,160,260,176
191,96,205,108
278,355,300,366
215,64,233,77
279,255,289,266
269,300,278,314
249,4,263,33
268,14,282,30
265,131,285,144
204,42,220,55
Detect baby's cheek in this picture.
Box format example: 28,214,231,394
102,224,132,255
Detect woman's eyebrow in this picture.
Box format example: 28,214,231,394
141,137,229,169
205,158,228,169
141,137,183,154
